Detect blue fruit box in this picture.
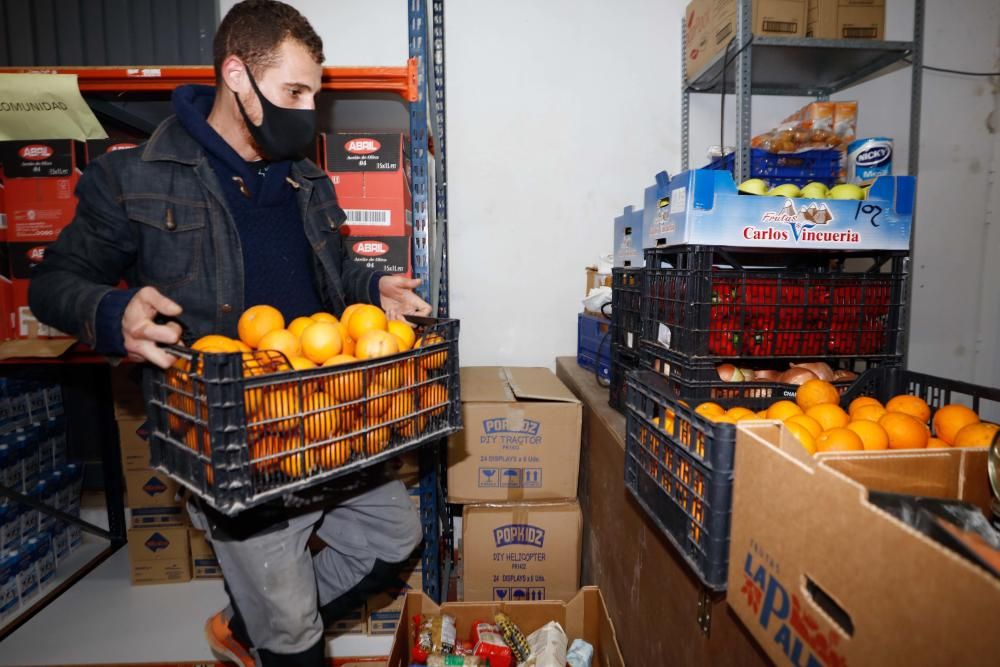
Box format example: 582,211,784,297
656,170,915,251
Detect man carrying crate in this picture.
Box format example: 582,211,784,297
28,1,431,665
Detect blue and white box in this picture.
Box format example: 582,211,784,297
613,205,645,268
657,170,914,251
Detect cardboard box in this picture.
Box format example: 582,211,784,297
189,528,222,579
462,501,582,603
0,140,86,340
685,0,807,80
125,468,185,527
0,171,11,342
322,132,413,278
322,132,411,236
110,365,148,420
387,587,625,667
127,526,191,585
728,422,1000,667
807,0,884,40
367,561,424,635
584,267,611,297
329,606,368,636
612,205,644,268
118,418,151,471
342,234,412,276
447,367,582,503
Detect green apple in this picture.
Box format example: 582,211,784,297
828,184,865,200
768,184,801,198
800,182,829,199
737,178,769,195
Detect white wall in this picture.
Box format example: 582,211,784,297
221,0,1000,383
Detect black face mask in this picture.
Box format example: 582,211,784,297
234,68,316,161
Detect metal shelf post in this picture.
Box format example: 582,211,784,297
410,0,448,604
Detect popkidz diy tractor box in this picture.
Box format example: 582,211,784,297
656,170,915,251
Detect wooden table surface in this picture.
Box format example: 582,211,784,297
556,357,770,667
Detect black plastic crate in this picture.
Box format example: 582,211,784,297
624,370,752,590
642,246,908,361
842,367,1000,423
609,344,639,412
611,268,643,353
146,316,461,515
640,341,898,401
704,148,841,188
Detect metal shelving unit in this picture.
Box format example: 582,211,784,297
681,0,925,179
410,0,452,605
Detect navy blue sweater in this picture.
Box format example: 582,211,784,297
95,86,380,354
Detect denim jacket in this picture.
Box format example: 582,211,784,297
29,115,377,346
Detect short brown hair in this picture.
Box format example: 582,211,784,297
213,0,324,81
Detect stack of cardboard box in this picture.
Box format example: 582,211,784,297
684,0,885,81
0,139,86,341
111,366,222,586
447,367,584,604
316,132,413,278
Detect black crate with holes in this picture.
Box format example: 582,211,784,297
624,370,766,590
609,344,639,412
642,246,908,361
640,341,898,402
611,267,643,354
145,317,461,516
842,367,1000,425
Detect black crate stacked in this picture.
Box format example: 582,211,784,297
609,268,643,411
638,245,908,402
623,244,910,590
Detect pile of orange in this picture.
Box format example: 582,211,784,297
166,303,450,481
695,378,998,456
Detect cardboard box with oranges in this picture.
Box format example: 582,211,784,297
729,422,1000,666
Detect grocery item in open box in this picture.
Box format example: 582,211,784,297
642,246,908,360
146,316,461,515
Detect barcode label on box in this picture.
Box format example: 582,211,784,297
762,20,797,33
344,209,391,227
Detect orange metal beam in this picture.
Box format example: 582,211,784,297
0,60,418,101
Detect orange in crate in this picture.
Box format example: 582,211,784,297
323,355,364,401
347,304,389,341
280,447,318,478
260,385,303,432
420,383,448,418
314,438,352,469
302,391,340,442
238,305,285,349
931,404,980,445
365,382,392,418
249,431,283,473
414,333,447,370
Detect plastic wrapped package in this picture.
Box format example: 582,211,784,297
424,656,488,667
750,100,858,153
470,620,513,667
519,621,568,667
494,613,531,663
411,614,458,664
567,639,595,667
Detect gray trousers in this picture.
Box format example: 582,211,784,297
188,478,423,659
